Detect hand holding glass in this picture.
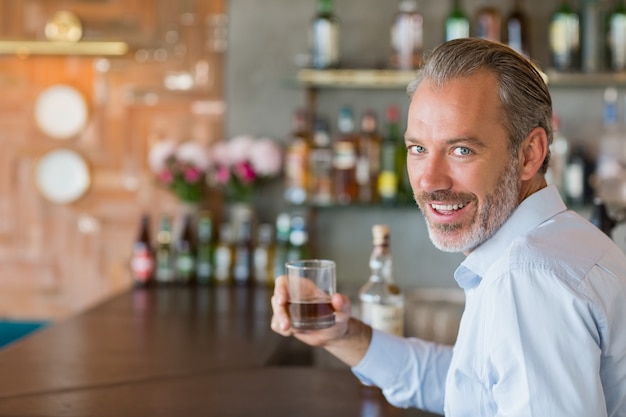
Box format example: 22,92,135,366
286,259,336,330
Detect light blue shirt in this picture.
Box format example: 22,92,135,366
353,186,626,416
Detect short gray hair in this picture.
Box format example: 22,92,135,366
408,38,553,174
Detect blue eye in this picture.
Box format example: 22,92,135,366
454,147,471,156
408,145,425,154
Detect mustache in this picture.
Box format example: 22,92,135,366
415,191,476,204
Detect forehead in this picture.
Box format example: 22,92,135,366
407,71,506,140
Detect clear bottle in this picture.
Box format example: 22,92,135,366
214,222,234,285
272,212,291,278
595,87,625,204
506,0,529,56
155,214,175,284
286,214,311,262
390,0,424,70
195,211,214,285
474,0,502,42
549,0,580,72
310,0,339,69
332,106,359,205
359,224,405,337
378,106,401,205
130,214,155,287
174,213,196,284
445,0,470,42
356,110,381,204
308,116,334,206
608,0,626,72
284,108,312,205
254,223,275,287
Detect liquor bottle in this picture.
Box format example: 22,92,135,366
332,106,359,205
546,114,570,199
564,145,589,207
214,222,234,285
608,0,626,72
310,0,339,69
356,110,381,204
595,87,624,203
390,0,424,70
474,0,502,42
272,212,291,278
232,215,254,286
506,0,529,56
284,108,312,205
195,211,214,285
445,0,470,42
378,105,401,205
155,214,175,284
549,0,580,72
308,116,334,206
359,224,405,337
130,214,155,287
580,0,605,73
253,223,275,287
286,214,311,262
174,213,196,284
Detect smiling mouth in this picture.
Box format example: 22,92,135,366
430,202,467,212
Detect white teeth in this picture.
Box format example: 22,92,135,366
431,202,466,211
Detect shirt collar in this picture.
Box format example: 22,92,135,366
454,185,568,290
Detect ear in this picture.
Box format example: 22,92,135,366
519,127,548,181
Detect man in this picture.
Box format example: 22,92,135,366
271,38,626,416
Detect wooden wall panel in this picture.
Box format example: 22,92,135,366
0,0,226,320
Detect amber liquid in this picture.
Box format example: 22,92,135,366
287,300,335,330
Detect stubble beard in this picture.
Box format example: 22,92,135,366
416,160,521,253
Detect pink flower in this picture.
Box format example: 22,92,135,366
211,141,233,166
176,141,211,171
215,165,231,184
158,169,174,184
228,135,255,164
249,138,283,176
235,161,256,184
148,139,177,173
184,166,202,183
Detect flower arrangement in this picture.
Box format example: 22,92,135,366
148,139,211,203
209,135,283,203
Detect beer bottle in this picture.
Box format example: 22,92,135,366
254,223,275,287
214,222,234,285
232,215,254,286
130,213,155,287
195,211,214,285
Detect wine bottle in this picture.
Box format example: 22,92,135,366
308,116,334,206
195,211,214,285
214,222,234,285
284,108,312,205
445,0,470,42
232,215,254,286
474,0,502,42
390,0,424,70
130,214,155,287
253,223,275,287
332,106,359,205
356,110,381,204
549,0,580,72
155,214,175,284
506,0,529,56
310,0,339,69
378,105,401,205
608,0,626,71
174,213,196,284
359,224,405,337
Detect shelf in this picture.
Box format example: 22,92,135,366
297,69,417,89
0,40,129,57
544,69,626,88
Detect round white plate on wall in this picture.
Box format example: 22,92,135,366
35,148,91,204
34,84,89,140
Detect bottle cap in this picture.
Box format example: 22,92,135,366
372,224,390,245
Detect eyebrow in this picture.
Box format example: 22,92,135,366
405,136,488,149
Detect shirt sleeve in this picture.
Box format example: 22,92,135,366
483,266,607,417
351,329,453,414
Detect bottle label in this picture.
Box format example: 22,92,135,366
362,302,404,337
378,171,398,198
131,250,154,283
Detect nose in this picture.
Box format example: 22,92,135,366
409,152,452,194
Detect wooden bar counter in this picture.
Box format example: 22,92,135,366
0,286,441,416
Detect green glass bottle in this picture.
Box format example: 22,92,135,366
608,0,626,71
155,214,175,285
445,0,470,42
310,0,339,69
174,213,196,284
195,211,214,285
549,0,580,72
378,105,401,205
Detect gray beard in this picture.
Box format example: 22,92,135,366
422,160,520,253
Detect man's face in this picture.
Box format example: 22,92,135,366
405,71,521,254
